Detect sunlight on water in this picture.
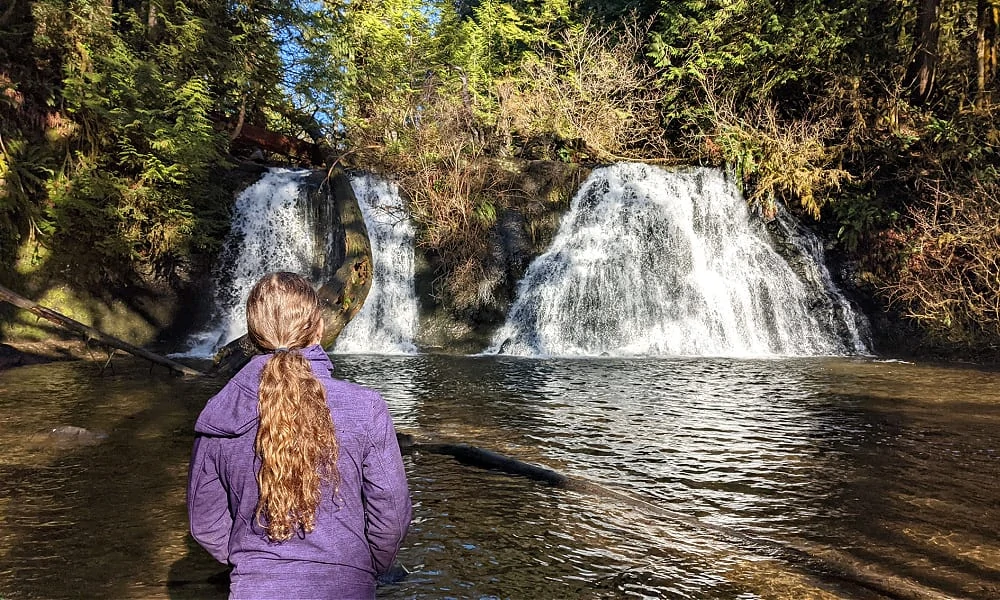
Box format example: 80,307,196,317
1,355,998,599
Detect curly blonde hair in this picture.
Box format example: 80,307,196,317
246,272,339,542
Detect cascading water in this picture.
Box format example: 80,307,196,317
488,163,870,358
333,175,418,354
769,207,873,355
180,168,336,356
179,168,418,357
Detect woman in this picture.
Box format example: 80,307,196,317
188,272,411,599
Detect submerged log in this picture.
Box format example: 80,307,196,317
0,284,204,377
398,433,960,600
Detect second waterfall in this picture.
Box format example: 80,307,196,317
182,169,418,356
489,163,870,357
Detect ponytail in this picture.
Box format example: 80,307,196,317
246,272,339,542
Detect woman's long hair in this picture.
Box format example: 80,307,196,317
246,272,338,542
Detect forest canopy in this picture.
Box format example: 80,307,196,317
1,0,998,355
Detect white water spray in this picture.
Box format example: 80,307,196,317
489,163,870,358
179,169,328,356
334,175,418,354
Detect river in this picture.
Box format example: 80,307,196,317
0,354,997,599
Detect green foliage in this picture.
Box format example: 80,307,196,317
1,0,291,286
495,18,666,160
830,192,900,253
2,0,998,352
650,0,867,96
0,139,53,244
43,0,231,278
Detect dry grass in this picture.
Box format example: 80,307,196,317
349,76,510,313
875,179,1000,346
696,80,851,219
495,18,669,161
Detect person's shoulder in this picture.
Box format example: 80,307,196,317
229,354,269,389
205,355,265,403
326,379,387,436
195,357,264,436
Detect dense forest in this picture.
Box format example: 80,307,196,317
1,0,998,358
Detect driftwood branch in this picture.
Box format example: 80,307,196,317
0,283,204,377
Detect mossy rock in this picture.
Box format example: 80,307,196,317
1,284,163,345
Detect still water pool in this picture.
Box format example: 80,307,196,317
0,354,997,599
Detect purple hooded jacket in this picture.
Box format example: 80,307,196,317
187,345,411,599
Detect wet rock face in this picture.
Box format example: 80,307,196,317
764,209,873,353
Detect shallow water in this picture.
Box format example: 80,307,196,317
0,355,997,599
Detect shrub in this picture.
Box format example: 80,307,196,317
495,18,668,161
872,178,1000,349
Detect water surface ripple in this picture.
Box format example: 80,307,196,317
0,355,997,599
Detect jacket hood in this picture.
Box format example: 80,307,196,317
194,345,334,437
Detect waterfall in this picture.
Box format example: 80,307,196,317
769,207,873,355
333,175,418,354
489,163,870,358
179,168,335,356
178,168,418,357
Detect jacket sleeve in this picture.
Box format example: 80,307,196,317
187,435,233,564
361,395,412,575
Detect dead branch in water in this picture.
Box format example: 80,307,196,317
0,283,204,377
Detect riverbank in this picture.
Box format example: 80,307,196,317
0,340,96,370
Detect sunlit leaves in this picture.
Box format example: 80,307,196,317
1,0,269,282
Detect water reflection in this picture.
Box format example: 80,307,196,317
0,355,997,599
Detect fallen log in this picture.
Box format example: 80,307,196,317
397,433,960,600
0,283,204,377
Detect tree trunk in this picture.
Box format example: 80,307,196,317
0,284,205,377
230,122,327,165
905,0,941,105
977,0,999,107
